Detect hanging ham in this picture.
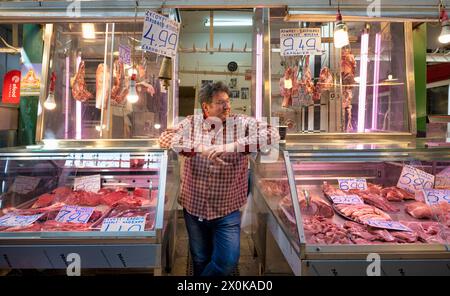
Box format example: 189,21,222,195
71,60,93,102
341,48,356,132
313,67,333,101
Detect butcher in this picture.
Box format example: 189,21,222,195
159,81,279,276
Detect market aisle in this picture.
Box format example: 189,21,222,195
168,214,260,276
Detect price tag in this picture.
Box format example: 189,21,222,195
338,178,367,191
100,216,146,232
280,28,322,56
55,205,95,224
118,44,131,65
364,220,411,232
397,165,435,194
0,213,43,227
10,176,41,195
422,189,450,206
435,167,450,189
330,195,364,205
141,10,180,58
73,174,101,193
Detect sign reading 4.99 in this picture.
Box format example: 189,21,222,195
141,10,180,58
397,165,434,194
280,28,322,56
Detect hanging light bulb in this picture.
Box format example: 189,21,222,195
127,73,139,103
44,71,56,110
82,23,96,39
438,3,450,44
334,8,350,49
284,78,293,89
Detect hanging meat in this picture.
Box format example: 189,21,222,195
95,63,110,109
341,48,356,132
313,67,333,101
301,55,315,99
111,60,129,105
71,60,93,102
279,66,299,108
136,64,156,96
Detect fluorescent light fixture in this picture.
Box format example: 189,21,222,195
372,33,381,130
204,19,252,27
82,23,96,39
255,33,263,120
357,31,369,133
76,57,82,140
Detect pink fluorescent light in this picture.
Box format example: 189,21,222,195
255,33,263,120
371,33,381,130
357,32,369,133
76,57,82,139
65,56,69,139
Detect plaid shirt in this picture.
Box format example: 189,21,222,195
159,113,279,220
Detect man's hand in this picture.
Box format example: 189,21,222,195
201,143,236,165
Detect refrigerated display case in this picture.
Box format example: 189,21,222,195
0,140,180,275
250,143,450,276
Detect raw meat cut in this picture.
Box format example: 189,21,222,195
302,216,352,245
279,188,334,220
313,67,333,101
347,188,399,212
301,56,315,99
71,61,93,102
259,180,290,198
381,186,415,201
279,66,299,108
341,48,356,132
322,181,346,197
405,202,433,219
111,60,129,105
334,204,391,224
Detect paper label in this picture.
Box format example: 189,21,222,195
422,189,450,206
141,10,180,58
435,167,450,189
330,195,364,204
73,174,101,193
0,213,43,227
338,178,368,191
10,176,41,195
118,44,131,65
365,219,411,232
397,165,435,194
280,28,322,56
100,216,146,232
55,205,95,224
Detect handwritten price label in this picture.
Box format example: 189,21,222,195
141,10,180,58
280,28,322,56
100,216,146,232
422,189,450,206
435,167,450,189
73,174,101,193
55,205,95,224
119,44,131,65
364,220,411,232
397,165,434,194
330,195,364,204
0,213,43,227
338,178,368,191
10,176,41,195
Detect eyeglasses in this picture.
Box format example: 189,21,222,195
212,100,231,107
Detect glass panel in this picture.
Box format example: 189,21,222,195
271,19,409,134
0,152,163,233
42,22,167,140
286,158,449,246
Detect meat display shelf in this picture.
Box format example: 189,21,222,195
0,141,180,275
250,144,450,276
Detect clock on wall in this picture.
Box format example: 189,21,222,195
227,61,238,72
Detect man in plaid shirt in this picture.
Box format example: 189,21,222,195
159,81,279,276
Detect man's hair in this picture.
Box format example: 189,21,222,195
199,81,231,106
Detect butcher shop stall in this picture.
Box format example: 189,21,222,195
249,7,450,275
0,4,181,275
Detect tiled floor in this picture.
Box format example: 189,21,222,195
167,215,260,276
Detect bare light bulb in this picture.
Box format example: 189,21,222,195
82,23,96,39
44,92,56,110
284,78,293,89
127,74,139,103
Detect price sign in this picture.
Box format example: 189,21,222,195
0,213,43,227
435,167,450,189
118,44,131,65
422,189,450,206
364,220,411,232
10,176,41,195
141,10,180,58
73,174,101,193
55,205,95,224
280,28,322,56
100,216,146,232
397,165,435,194
338,178,368,191
330,195,364,205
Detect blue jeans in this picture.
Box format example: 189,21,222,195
183,209,241,276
